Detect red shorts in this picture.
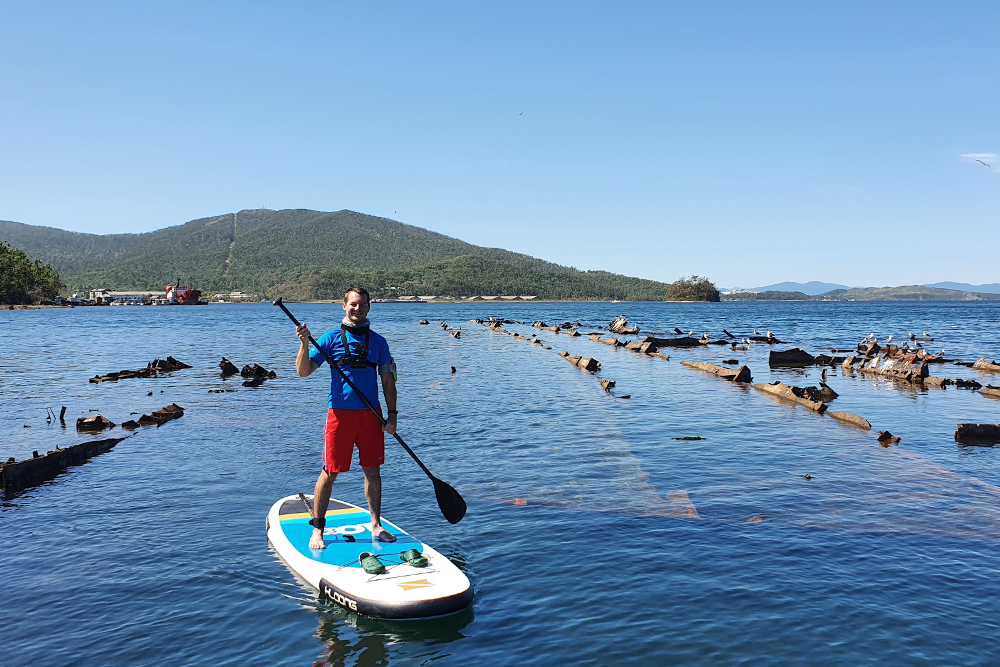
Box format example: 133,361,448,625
324,408,385,473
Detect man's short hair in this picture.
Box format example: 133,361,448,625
344,287,371,305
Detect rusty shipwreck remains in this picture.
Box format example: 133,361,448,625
1,437,128,496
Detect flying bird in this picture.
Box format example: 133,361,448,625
975,159,994,170
518,112,523,115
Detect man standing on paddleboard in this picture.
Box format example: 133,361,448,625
294,287,398,549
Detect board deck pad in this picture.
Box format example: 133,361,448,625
278,498,421,566
267,494,473,619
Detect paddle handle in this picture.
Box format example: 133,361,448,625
273,298,435,480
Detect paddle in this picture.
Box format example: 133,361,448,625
273,297,467,525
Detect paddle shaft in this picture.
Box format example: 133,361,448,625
274,298,435,480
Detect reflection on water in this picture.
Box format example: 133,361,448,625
313,606,474,667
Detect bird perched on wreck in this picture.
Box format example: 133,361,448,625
753,329,760,335
688,330,694,336
885,335,893,344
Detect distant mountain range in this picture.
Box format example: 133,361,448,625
724,280,1000,300
923,282,1000,295
0,209,670,301
749,281,851,296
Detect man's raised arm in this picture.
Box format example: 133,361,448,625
296,323,319,377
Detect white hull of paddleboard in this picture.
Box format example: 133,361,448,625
266,495,473,619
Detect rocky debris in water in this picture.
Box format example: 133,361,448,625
241,364,276,380
841,355,856,370
955,423,1000,444
450,330,461,339
136,404,185,427
531,321,548,328
76,415,116,432
598,379,616,391
922,376,953,387
219,357,240,378
859,341,881,357
608,316,639,335
419,320,430,325
598,337,622,347
955,378,983,389
828,411,871,430
746,515,767,524
451,366,457,374
645,335,703,348
954,361,975,367
122,420,140,430
808,384,838,402
973,356,1000,373
673,436,706,441
624,340,658,354
681,360,752,384
722,359,739,365
804,474,812,480
209,388,237,393
768,348,815,367
753,381,828,412
877,430,901,446
438,322,448,328
243,376,267,387
89,356,192,383
981,385,1000,399
0,437,126,495
857,352,928,383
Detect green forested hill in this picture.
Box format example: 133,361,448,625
0,209,670,300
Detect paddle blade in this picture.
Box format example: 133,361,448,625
432,476,467,524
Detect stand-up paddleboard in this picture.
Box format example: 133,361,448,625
267,494,473,619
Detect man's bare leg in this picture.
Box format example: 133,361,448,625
362,466,396,542
310,469,337,549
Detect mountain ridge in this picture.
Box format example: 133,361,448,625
0,209,671,300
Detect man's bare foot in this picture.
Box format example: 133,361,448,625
372,525,396,543
309,528,327,550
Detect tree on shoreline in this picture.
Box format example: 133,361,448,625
0,241,65,304
666,275,720,302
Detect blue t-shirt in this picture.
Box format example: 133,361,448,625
309,326,393,410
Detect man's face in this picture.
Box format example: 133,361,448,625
343,292,370,323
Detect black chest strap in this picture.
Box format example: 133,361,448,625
337,325,377,369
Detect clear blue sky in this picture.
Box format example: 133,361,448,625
2,1,997,288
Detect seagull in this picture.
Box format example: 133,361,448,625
518,112,524,115
939,349,946,356
909,332,915,340
688,330,694,336
766,330,773,338
913,340,922,348
922,331,929,337
975,159,994,170
753,329,760,335
885,335,893,344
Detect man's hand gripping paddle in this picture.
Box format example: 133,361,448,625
273,298,467,524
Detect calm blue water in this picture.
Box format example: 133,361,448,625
3,301,1000,666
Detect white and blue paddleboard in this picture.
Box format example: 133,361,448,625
266,494,473,619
